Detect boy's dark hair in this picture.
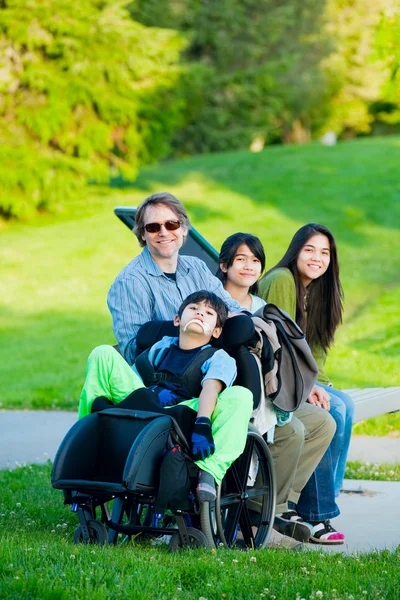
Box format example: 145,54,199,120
178,291,228,329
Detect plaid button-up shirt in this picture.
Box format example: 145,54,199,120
107,247,242,365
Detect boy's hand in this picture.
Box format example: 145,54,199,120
191,416,215,461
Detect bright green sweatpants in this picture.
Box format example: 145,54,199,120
78,345,253,484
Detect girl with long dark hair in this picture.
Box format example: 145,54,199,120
259,223,354,543
217,232,343,546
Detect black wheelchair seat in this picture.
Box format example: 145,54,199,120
52,408,176,494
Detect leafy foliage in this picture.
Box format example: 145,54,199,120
0,0,186,218
132,0,332,153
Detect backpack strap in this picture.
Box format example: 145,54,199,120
135,346,219,399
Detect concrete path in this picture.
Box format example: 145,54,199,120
312,478,400,554
0,410,77,469
1,410,399,554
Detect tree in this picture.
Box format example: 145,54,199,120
131,0,332,153
0,0,186,218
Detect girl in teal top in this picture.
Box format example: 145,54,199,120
259,223,354,541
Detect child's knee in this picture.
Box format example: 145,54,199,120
88,345,116,364
219,385,253,412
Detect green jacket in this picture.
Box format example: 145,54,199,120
258,267,330,385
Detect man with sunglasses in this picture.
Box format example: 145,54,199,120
107,191,311,550
108,192,243,366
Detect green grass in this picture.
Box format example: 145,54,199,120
1,136,399,434
1,464,399,600
345,461,400,482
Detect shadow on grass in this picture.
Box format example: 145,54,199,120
0,306,115,410
349,325,400,358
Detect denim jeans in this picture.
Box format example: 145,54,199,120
295,385,355,521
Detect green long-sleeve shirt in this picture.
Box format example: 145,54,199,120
258,267,330,385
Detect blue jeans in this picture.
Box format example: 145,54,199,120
295,385,354,521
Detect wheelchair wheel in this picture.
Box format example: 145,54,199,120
169,528,209,551
73,519,108,545
201,427,276,549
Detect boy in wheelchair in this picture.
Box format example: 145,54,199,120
78,290,253,503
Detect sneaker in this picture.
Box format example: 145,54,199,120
267,528,304,551
309,520,345,545
274,510,312,543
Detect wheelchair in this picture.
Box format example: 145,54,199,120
51,315,276,550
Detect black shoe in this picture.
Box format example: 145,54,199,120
274,511,312,543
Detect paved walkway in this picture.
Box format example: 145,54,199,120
1,410,399,554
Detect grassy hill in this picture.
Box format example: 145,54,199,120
1,136,399,433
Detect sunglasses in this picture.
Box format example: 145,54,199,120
144,220,181,233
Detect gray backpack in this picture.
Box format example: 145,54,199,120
253,303,318,412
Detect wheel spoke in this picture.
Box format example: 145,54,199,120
245,485,269,500
219,493,242,508
222,502,243,545
238,505,255,548
234,435,255,490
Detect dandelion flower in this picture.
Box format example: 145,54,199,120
250,556,257,563
316,592,323,598
70,555,76,560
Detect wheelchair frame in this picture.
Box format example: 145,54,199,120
51,209,277,549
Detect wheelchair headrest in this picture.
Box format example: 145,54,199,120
136,314,255,355
221,314,255,351
136,320,178,356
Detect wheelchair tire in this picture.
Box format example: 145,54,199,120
169,528,209,551
73,520,108,545
202,427,276,549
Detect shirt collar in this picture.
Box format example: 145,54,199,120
141,247,190,277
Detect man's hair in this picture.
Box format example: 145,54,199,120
178,291,228,329
133,192,191,247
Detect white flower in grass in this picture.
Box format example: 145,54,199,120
232,559,239,564
250,556,257,562
51,530,55,533
207,583,212,587
315,592,323,598
70,554,76,560
16,503,21,508
177,587,182,592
